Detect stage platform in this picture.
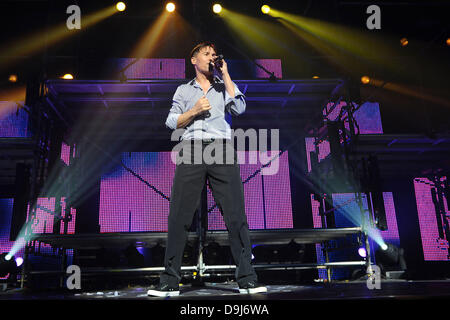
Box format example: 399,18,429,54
31,227,363,249
24,228,366,280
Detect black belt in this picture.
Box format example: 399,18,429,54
185,139,229,145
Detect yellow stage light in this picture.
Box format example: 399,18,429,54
400,37,408,47
8,74,18,83
312,75,319,79
361,75,370,84
261,5,270,14
213,4,222,14
0,5,117,71
166,2,175,12
62,74,74,80
116,2,126,12
446,38,450,46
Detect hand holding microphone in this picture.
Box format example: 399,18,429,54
210,54,228,75
213,54,224,69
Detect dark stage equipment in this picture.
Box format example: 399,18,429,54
253,241,305,264
10,163,31,241
94,248,121,268
375,243,407,276
0,253,18,278
150,244,165,267
203,241,230,265
123,245,145,268
363,156,388,231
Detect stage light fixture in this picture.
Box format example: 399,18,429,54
400,37,408,47
0,253,18,278
61,74,74,80
116,2,126,12
375,242,407,276
312,75,319,79
15,257,23,267
213,4,222,14
361,75,370,84
166,2,175,13
358,247,367,258
446,38,450,46
8,74,18,83
261,5,270,14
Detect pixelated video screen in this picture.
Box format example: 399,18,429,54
98,151,293,233
413,177,450,261
25,197,77,235
0,103,30,138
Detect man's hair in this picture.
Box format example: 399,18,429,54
190,42,217,59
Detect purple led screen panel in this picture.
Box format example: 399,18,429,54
413,177,450,261
99,151,293,233
107,58,185,79
24,197,77,235
0,103,30,137
60,142,77,166
324,101,383,135
28,198,76,234
305,101,383,172
254,59,282,79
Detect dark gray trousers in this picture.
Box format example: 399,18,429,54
160,140,257,286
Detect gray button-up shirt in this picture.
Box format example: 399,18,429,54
165,77,246,140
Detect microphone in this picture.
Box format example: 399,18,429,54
209,54,224,72
213,54,224,69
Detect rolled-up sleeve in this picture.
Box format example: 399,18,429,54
225,82,246,116
165,86,184,130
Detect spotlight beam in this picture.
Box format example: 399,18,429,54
0,5,118,70
265,7,422,78
128,10,171,59
218,8,309,66
365,77,450,108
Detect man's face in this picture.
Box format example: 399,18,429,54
191,46,217,75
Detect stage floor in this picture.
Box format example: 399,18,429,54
2,279,450,300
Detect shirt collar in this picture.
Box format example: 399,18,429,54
189,76,222,88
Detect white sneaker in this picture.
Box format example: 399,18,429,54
147,283,180,297
238,281,268,294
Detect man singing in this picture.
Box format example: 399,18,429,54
147,42,266,297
